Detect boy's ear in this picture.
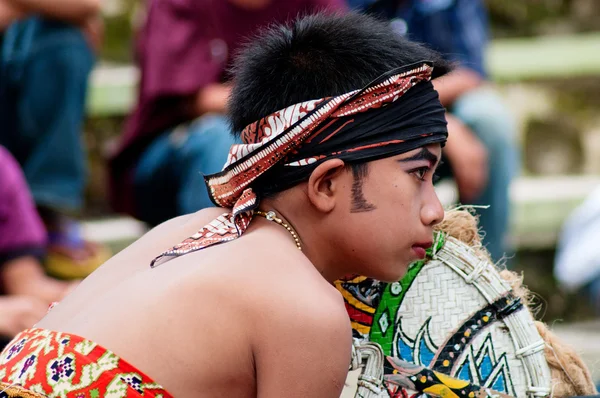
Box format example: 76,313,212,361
306,159,347,213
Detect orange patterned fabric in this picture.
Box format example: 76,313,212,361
151,63,438,267
0,328,173,397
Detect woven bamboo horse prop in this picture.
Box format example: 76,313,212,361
337,210,597,398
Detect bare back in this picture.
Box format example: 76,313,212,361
36,208,352,397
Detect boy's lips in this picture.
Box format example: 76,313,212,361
411,241,433,259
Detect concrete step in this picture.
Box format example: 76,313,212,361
398,175,600,250
81,217,147,247
510,176,600,249
488,32,600,82
87,64,138,117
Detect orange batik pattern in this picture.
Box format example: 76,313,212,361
0,328,173,397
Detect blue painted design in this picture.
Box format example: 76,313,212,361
458,360,471,381
452,334,516,396
398,338,414,363
492,371,507,393
479,353,493,380
419,336,435,366
394,317,439,366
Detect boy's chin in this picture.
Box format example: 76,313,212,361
363,262,412,283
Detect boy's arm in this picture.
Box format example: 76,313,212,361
255,292,352,398
432,68,482,107
191,83,231,116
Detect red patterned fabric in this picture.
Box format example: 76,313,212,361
151,63,435,267
0,328,173,397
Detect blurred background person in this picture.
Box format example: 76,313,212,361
108,0,347,226
555,184,600,315
0,0,109,279
0,146,76,345
349,0,519,262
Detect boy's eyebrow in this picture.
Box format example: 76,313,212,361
397,148,440,166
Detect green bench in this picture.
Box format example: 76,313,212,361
86,32,600,117
487,32,600,82
87,65,137,118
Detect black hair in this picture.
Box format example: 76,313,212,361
226,11,451,202
227,11,451,133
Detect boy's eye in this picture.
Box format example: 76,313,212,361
411,167,429,181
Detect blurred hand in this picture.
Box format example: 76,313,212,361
432,68,483,107
444,113,489,202
0,296,48,337
1,256,78,304
80,14,103,53
194,83,232,116
0,0,26,30
34,278,80,304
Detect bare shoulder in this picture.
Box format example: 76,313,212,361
249,256,349,338
170,231,349,343
145,230,351,396
224,242,352,397
228,238,346,325
249,263,352,398
72,207,229,294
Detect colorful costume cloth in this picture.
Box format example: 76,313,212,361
151,62,448,267
0,328,173,397
341,230,553,398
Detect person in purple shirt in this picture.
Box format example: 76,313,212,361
109,0,346,226
0,146,76,341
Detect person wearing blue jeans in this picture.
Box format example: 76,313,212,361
133,115,237,226
448,88,519,262
108,0,345,226
348,0,520,262
0,17,94,212
0,0,106,275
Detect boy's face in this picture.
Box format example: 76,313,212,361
327,144,444,282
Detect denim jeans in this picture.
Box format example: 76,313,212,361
133,115,238,226
442,87,520,262
0,17,94,212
